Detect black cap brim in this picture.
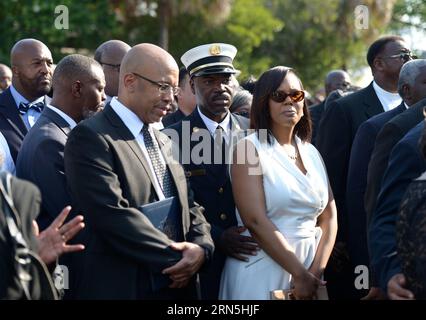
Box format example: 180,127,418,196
192,66,236,77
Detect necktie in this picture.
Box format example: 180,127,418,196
18,102,44,115
141,125,176,198
214,125,227,165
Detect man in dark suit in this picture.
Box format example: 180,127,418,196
162,67,196,128
64,43,213,299
166,43,257,300
310,70,351,146
16,54,106,230
348,60,426,298
0,39,54,162
316,35,413,299
365,60,426,223
0,64,12,93
369,121,425,299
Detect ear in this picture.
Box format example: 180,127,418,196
11,65,19,77
373,57,385,72
123,73,136,93
71,81,82,98
190,77,195,95
401,84,411,103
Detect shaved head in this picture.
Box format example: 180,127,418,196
0,64,12,91
118,43,179,124
94,40,131,97
10,38,53,101
325,70,351,96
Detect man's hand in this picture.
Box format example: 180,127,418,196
34,206,85,265
387,273,414,300
219,226,259,261
162,242,205,288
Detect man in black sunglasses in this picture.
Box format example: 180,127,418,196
316,35,413,300
94,40,131,103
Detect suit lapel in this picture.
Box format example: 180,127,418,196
0,88,28,138
363,82,385,118
42,107,73,136
103,104,158,191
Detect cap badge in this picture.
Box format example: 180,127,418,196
209,44,221,56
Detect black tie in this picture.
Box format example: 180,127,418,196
214,125,227,165
141,125,176,198
18,102,44,115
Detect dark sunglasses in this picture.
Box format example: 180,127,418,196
270,90,305,103
382,52,418,62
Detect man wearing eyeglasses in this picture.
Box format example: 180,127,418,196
94,40,131,104
64,43,213,299
166,43,257,300
316,35,414,300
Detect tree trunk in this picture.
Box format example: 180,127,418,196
158,0,171,50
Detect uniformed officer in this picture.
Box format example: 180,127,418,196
166,43,258,299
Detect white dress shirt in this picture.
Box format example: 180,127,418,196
10,84,45,129
197,107,231,144
0,131,15,174
110,97,167,200
46,105,77,129
373,81,402,112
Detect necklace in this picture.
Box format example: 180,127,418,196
282,144,299,160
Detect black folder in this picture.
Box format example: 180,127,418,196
138,196,183,242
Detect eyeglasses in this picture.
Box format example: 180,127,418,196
132,72,180,96
100,62,121,72
270,90,305,103
381,52,417,62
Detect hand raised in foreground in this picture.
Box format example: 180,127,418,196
33,206,85,265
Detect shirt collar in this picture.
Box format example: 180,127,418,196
10,84,45,108
110,97,144,138
46,104,77,129
197,106,231,136
372,81,401,100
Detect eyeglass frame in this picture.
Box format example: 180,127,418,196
100,62,121,72
131,72,181,96
270,89,305,103
381,51,417,62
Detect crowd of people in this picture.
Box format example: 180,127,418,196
0,34,425,300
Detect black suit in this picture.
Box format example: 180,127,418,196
309,101,325,146
16,107,73,230
346,103,406,274
365,98,426,224
166,109,249,299
316,82,384,299
64,103,214,299
369,122,426,291
0,88,28,162
0,175,41,299
162,109,186,128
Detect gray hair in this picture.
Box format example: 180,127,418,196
398,59,426,98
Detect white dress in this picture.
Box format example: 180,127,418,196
219,133,329,300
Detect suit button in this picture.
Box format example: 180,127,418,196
220,213,227,221
218,187,224,194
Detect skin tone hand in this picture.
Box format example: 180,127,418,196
387,273,414,300
292,270,326,300
219,226,259,261
33,206,85,266
162,242,205,288
361,287,387,300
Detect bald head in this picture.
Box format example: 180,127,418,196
0,64,12,91
10,38,53,101
325,70,351,96
119,43,179,124
94,40,130,97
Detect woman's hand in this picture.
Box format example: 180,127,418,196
292,270,325,300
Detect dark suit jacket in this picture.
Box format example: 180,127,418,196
162,109,186,128
346,102,406,269
316,82,384,242
63,104,214,299
16,107,73,230
166,109,249,299
0,175,41,299
365,98,426,224
0,88,28,162
369,122,426,291
309,101,325,146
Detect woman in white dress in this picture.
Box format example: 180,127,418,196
219,66,337,300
